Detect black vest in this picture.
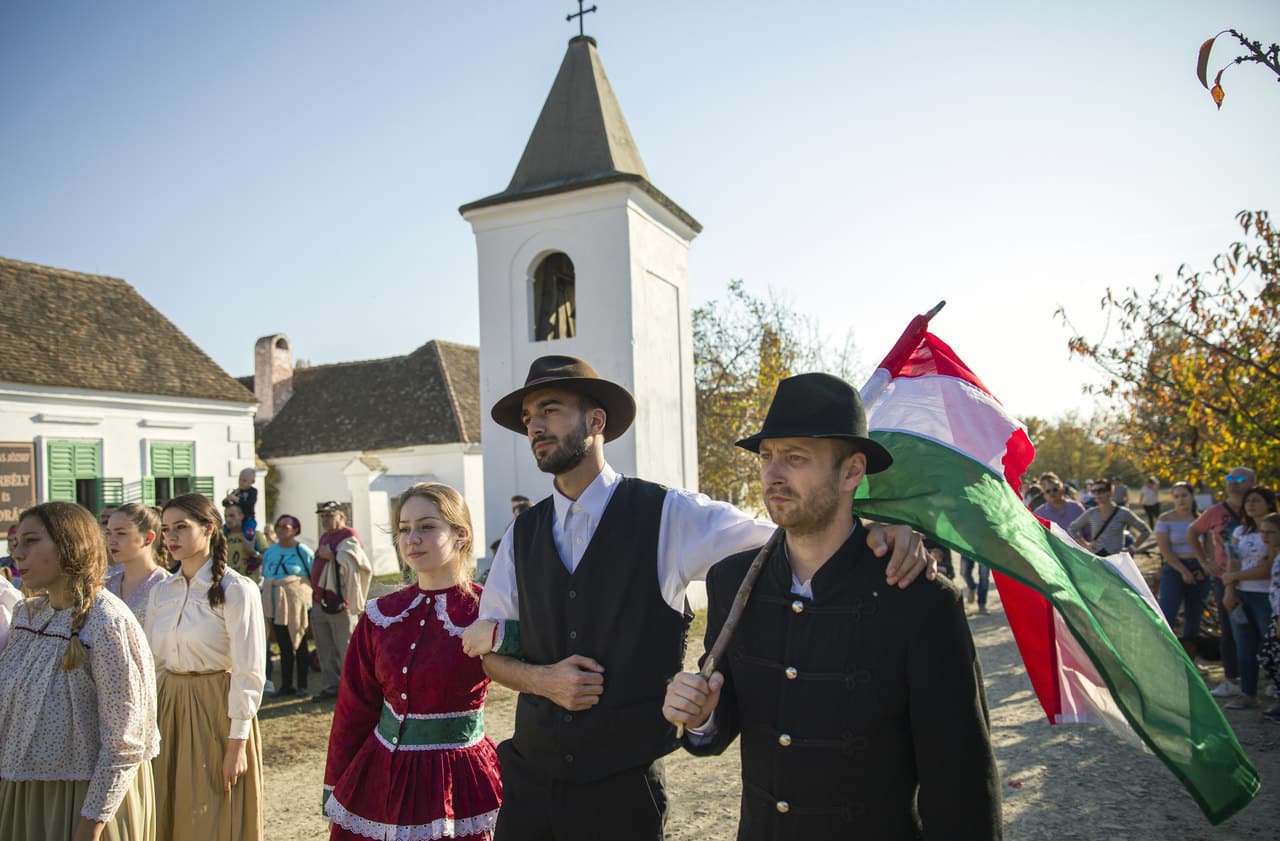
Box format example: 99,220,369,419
512,477,690,781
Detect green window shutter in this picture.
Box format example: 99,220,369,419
141,477,157,507
192,476,215,499
46,441,77,503
101,477,124,506
172,443,195,476
74,441,101,478
150,444,173,478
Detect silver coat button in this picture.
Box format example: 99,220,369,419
776,800,790,814
791,600,804,614
785,666,798,680
778,733,792,746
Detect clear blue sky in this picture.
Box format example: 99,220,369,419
2,0,1277,421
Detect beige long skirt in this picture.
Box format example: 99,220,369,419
154,671,263,841
0,758,155,841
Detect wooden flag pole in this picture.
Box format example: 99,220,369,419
675,526,785,738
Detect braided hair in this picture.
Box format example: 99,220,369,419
18,502,107,671
112,503,169,569
162,493,229,608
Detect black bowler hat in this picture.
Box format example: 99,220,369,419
735,373,893,474
491,355,637,443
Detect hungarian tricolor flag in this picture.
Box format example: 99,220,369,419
853,305,1259,824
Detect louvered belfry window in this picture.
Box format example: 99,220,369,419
533,252,576,341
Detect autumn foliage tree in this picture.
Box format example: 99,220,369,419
1061,210,1279,487
1022,412,1141,489
694,280,857,512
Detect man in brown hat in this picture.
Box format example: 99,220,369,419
662,372,1001,840
464,356,934,841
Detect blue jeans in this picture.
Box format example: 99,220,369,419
1213,579,1239,680
1231,589,1273,697
1157,560,1210,640
961,557,989,608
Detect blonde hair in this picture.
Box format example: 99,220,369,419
394,482,476,600
20,502,107,671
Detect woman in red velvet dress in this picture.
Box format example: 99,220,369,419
323,483,501,840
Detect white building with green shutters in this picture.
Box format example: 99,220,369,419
0,257,257,542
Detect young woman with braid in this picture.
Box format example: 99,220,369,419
0,501,160,841
104,504,169,625
145,493,266,840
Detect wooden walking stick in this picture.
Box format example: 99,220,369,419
676,526,785,738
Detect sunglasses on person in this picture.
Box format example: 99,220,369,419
1091,487,1111,495
1045,487,1063,495
1225,475,1250,483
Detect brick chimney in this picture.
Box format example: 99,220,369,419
254,334,294,423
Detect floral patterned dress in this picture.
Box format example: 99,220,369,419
323,584,501,840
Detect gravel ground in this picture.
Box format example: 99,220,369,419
261,587,1278,839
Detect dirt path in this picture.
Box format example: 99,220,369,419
262,591,1278,839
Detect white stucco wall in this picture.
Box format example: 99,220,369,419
268,443,486,578
0,382,256,538
463,182,699,538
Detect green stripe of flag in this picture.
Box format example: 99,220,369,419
855,431,1259,824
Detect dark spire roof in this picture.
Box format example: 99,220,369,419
460,36,700,232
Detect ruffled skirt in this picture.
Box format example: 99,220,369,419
326,735,501,840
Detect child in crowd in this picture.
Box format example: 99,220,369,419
224,468,259,541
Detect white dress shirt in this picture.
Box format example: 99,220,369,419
144,558,266,739
479,463,775,621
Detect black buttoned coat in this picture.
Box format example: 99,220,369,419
685,524,1002,840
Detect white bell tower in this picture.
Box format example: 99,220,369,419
460,35,701,537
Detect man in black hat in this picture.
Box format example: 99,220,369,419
662,372,1001,840
465,356,934,841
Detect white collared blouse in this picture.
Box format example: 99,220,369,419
144,558,266,739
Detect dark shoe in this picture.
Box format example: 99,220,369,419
313,688,339,701
272,686,298,698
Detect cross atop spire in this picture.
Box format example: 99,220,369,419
566,1,597,38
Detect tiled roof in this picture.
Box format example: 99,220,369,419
0,256,255,404
253,340,480,458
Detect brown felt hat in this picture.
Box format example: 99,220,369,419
490,355,636,443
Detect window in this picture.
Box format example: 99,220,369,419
532,252,576,341
144,442,214,506
46,440,113,513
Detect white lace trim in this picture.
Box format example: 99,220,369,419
434,595,464,638
383,701,479,722
325,795,498,840
365,594,426,629
373,727,485,753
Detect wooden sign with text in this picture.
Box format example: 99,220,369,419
0,443,36,531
